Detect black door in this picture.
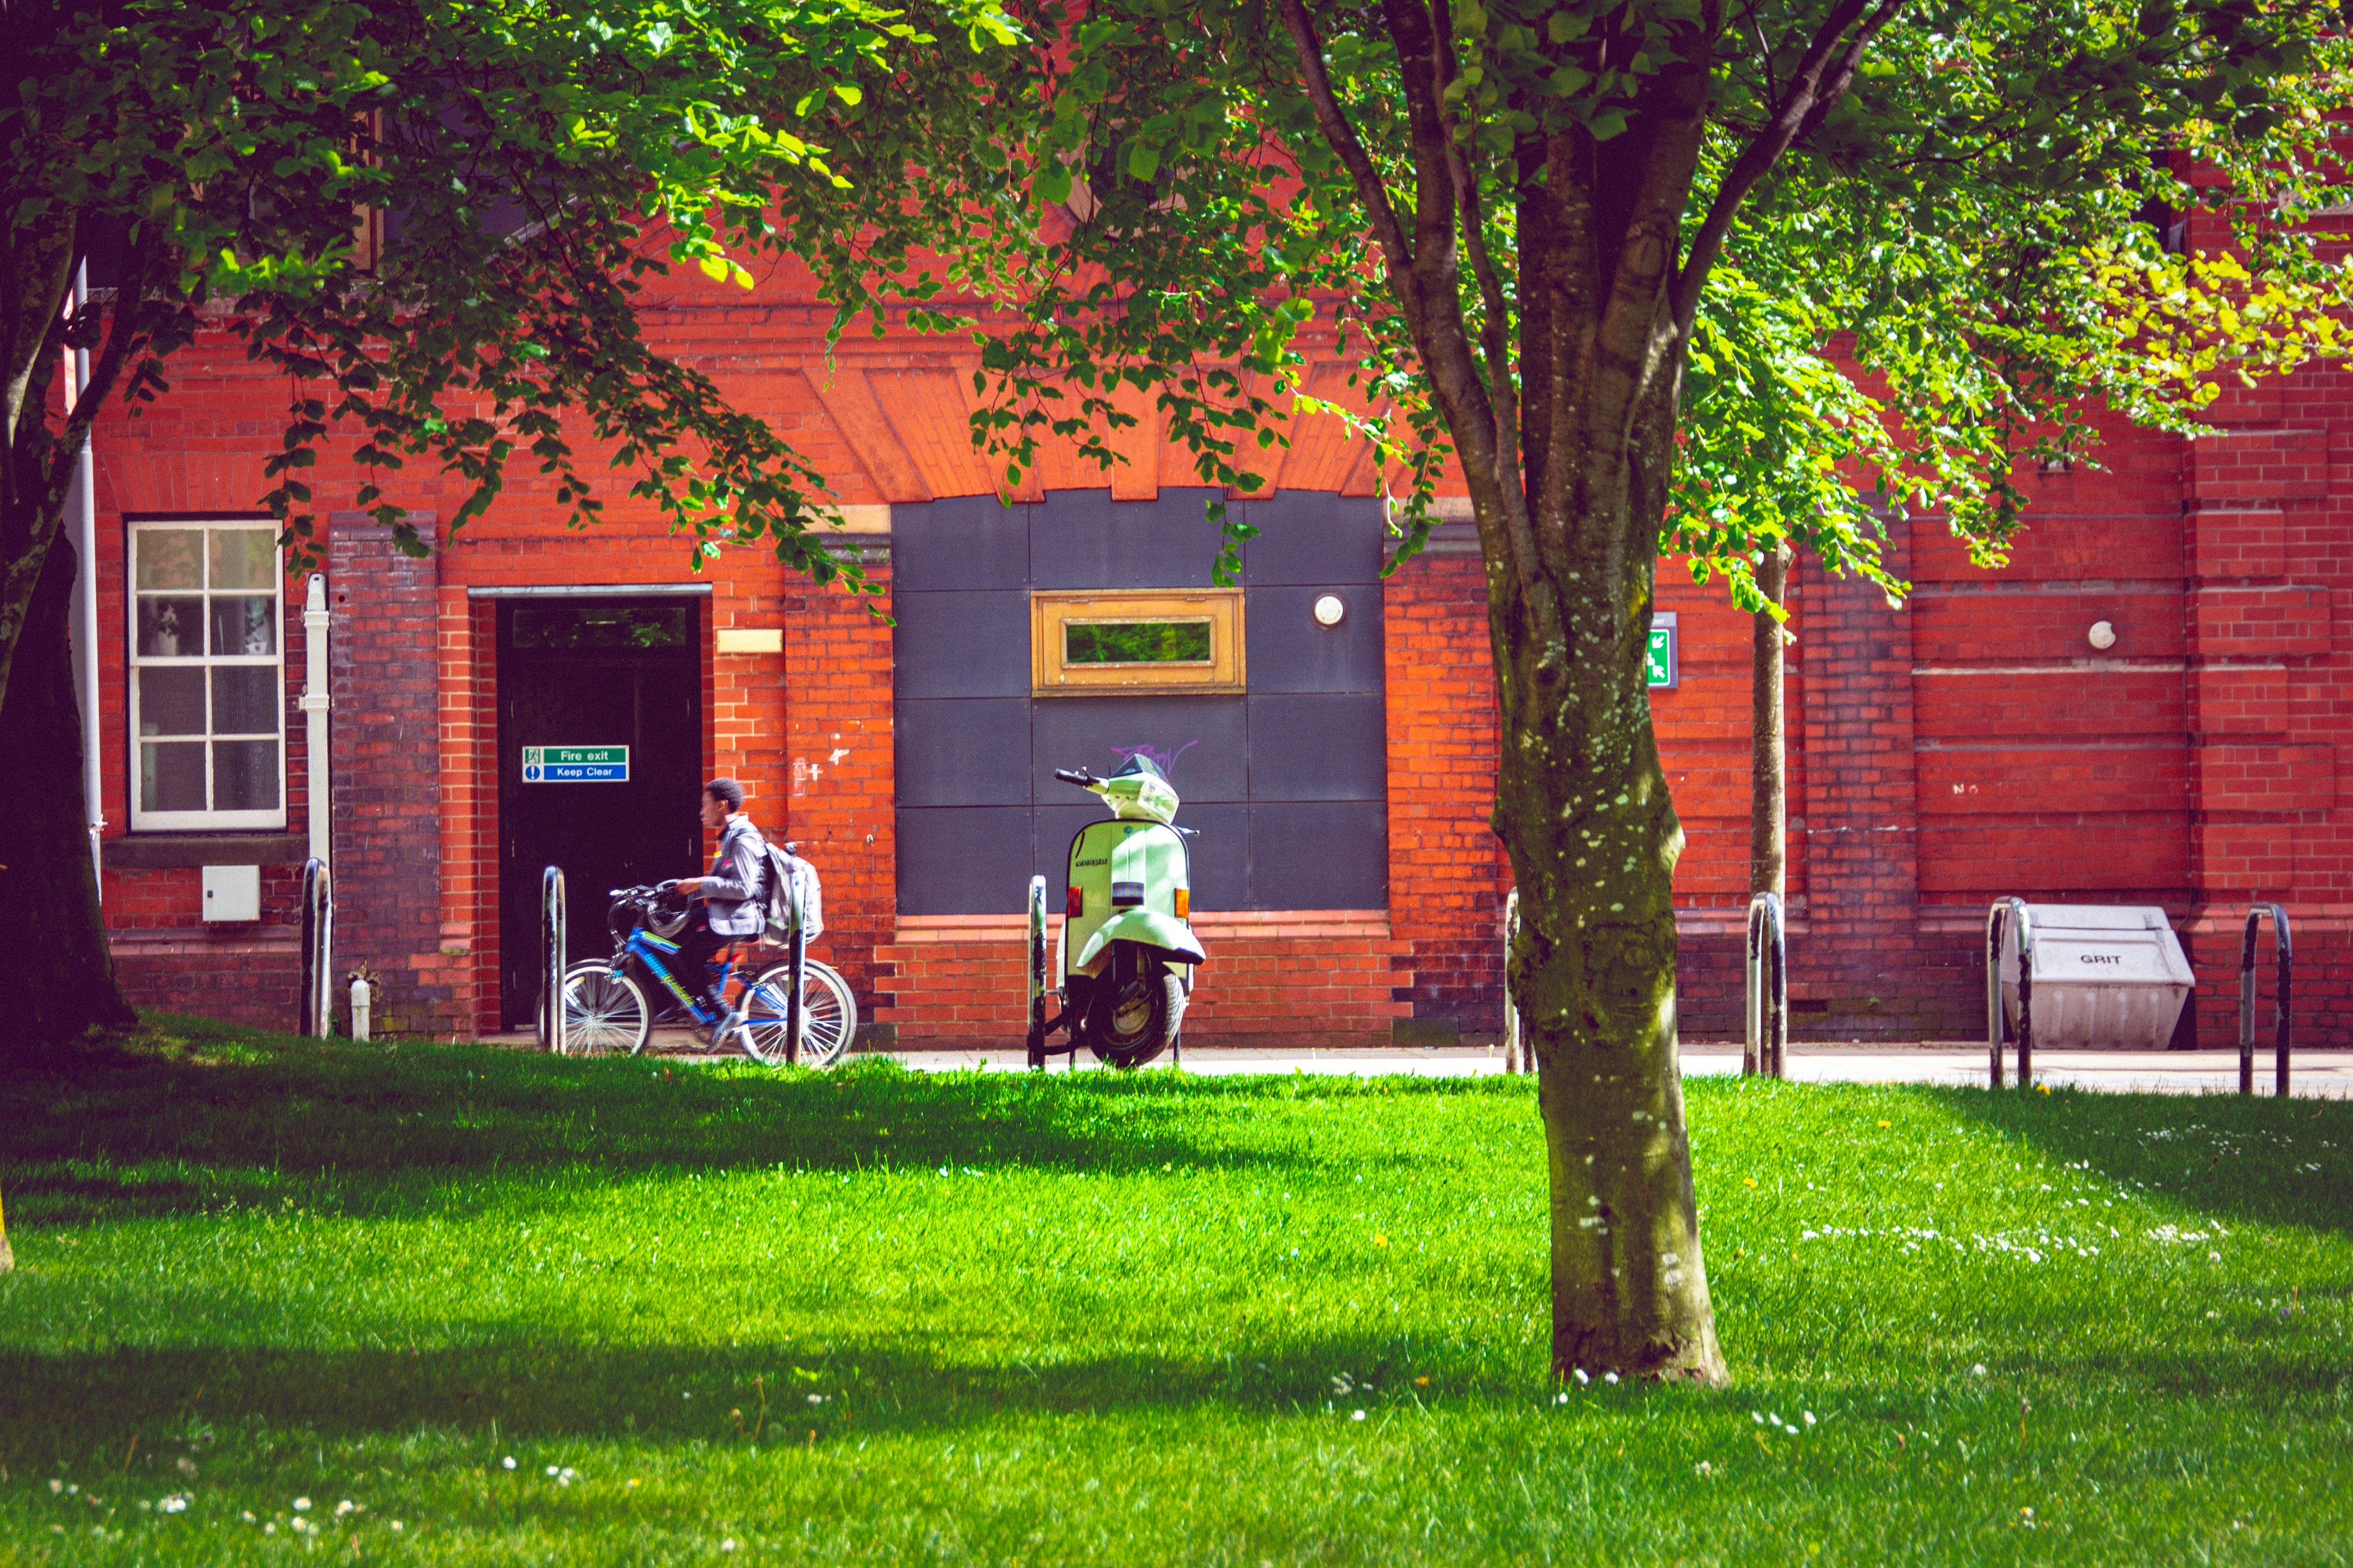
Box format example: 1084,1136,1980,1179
498,597,703,1027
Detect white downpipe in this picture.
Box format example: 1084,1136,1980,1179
67,263,102,899
302,573,331,863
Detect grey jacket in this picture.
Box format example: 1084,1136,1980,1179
694,813,769,937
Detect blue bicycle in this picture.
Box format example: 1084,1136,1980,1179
558,879,856,1064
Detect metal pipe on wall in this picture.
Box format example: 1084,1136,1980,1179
303,573,331,863
68,263,101,898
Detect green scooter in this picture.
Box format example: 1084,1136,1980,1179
1026,754,1207,1069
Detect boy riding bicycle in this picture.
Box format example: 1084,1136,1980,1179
657,776,765,1034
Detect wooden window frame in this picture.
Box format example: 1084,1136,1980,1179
1031,589,1246,697
127,519,288,831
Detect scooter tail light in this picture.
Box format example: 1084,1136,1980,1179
1066,886,1084,918
1174,888,1189,919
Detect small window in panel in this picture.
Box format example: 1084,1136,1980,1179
1031,590,1245,696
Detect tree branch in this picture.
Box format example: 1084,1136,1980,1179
1277,0,1426,338
1428,0,1540,582
1669,0,1906,337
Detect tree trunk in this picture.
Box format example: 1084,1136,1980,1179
1750,543,1790,899
0,527,135,1051
1495,541,1727,1385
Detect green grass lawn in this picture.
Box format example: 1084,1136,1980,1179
3,1015,2349,1565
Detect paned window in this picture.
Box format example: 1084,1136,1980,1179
128,521,286,829
1031,589,1245,696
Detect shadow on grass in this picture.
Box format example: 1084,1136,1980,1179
6,1013,1508,1222
0,1335,1535,1457
1929,1079,2353,1239
4,1326,2341,1469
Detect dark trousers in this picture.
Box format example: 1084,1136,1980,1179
674,909,730,1015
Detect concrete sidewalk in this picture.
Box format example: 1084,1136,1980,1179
889,1043,2353,1096
502,1028,2353,1095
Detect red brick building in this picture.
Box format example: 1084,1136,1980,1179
77,264,2353,1048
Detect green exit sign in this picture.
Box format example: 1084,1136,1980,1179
1646,614,1678,689
521,744,629,783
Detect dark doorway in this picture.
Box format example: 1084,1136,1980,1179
498,597,703,1026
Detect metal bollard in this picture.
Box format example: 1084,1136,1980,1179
349,974,371,1043
2239,903,2293,1097
1985,898,2034,1089
538,865,566,1055
1744,891,1787,1080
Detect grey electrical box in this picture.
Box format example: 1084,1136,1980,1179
1999,904,2194,1049
201,864,260,922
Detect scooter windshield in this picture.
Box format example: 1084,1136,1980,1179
1103,755,1181,824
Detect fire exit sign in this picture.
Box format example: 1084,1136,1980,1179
522,744,629,783
1646,613,1678,689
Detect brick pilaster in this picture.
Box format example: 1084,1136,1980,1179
328,520,448,1035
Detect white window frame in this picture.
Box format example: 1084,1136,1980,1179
127,519,288,831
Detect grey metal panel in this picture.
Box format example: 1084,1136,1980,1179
1242,493,1385,585
1246,692,1387,801
893,494,1031,591
1031,488,1227,588
894,698,1033,807
1245,585,1385,694
895,806,1035,916
1250,801,1386,910
1176,802,1249,914
891,589,1030,698
1033,803,1103,886
1032,694,1248,803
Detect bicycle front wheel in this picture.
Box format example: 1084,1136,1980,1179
561,962,650,1056
740,959,858,1068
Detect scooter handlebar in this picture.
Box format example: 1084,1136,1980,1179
1053,768,1102,789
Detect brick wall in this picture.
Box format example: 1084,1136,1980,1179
779,551,896,1019
328,521,450,1036
1382,541,1508,1034
876,910,1409,1046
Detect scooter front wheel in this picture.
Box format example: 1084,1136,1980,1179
1087,962,1185,1069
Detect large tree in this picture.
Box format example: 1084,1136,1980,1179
764,0,2353,1380
0,0,1012,1045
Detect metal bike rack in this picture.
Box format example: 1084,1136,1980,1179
1985,898,2034,1089
297,856,333,1037
1026,876,1049,1071
1745,891,1787,1079
2239,903,2293,1097
1501,889,1524,1074
783,865,806,1068
538,865,566,1055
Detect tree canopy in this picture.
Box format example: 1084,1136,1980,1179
0,0,1021,705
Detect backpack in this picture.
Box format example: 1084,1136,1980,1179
762,843,824,946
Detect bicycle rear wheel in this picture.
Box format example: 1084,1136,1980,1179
560,962,650,1056
739,959,858,1067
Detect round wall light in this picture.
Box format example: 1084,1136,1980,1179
1313,593,1347,628
2087,619,2117,651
